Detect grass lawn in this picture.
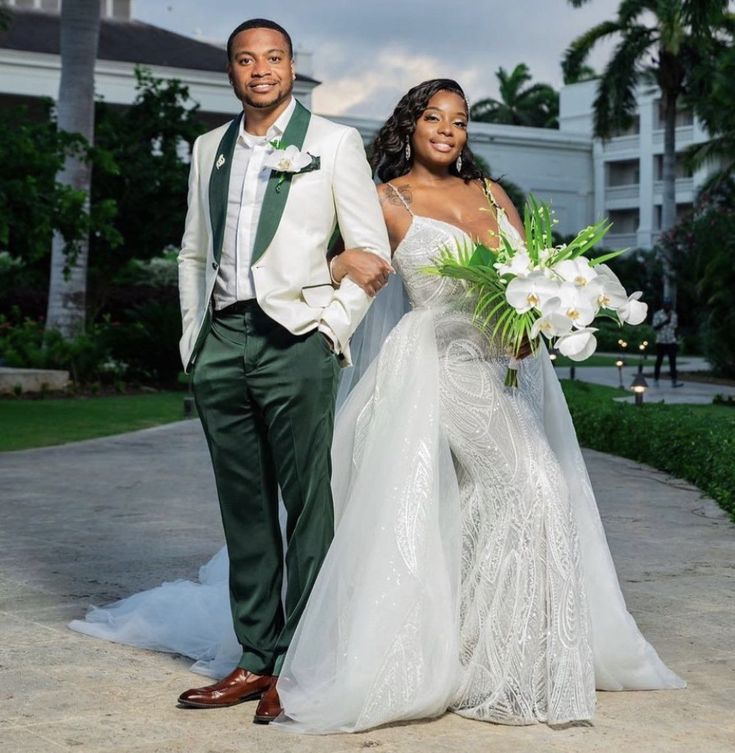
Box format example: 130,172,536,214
554,354,694,368
554,354,627,368
560,379,735,518
0,391,188,452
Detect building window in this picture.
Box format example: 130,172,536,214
654,203,694,229
610,115,640,137
608,209,639,235
655,99,694,129
40,0,60,10
12,0,38,9
654,154,693,180
606,159,640,187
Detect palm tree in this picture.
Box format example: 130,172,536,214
471,63,559,129
45,0,101,337
686,44,735,185
563,63,598,85
563,0,731,299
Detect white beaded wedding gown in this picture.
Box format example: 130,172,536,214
70,200,685,732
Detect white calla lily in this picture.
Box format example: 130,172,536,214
505,271,561,313
556,327,598,361
618,291,648,325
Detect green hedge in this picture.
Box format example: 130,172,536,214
561,380,735,518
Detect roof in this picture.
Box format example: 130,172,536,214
0,9,319,83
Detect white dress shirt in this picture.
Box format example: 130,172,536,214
212,97,297,310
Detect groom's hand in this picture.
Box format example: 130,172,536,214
331,249,394,297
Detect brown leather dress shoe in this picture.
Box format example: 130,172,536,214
253,678,282,724
177,668,273,708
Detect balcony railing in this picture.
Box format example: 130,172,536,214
653,126,695,147
653,177,694,196
604,184,640,202
603,232,638,250
601,135,640,154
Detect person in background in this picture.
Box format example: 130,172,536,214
652,299,683,388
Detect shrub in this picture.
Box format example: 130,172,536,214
562,380,735,518
0,310,112,385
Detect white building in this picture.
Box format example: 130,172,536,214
1,3,716,246
561,79,712,249
0,3,318,128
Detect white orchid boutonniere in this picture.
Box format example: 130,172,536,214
265,141,320,192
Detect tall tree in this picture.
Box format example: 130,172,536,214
471,63,559,129
46,0,101,337
563,0,731,299
686,42,735,184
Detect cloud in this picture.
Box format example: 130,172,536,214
135,0,623,118
313,46,476,117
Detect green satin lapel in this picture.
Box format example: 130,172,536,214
208,112,243,265
251,100,312,265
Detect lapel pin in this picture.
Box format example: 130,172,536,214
216,154,226,170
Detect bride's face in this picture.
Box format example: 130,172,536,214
411,91,468,171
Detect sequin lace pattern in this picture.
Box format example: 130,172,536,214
391,214,596,724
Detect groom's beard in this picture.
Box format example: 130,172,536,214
242,80,294,110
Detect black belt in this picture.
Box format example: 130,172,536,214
213,300,260,317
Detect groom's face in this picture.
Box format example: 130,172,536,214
228,28,295,110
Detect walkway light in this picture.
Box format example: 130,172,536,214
631,372,648,406
616,359,624,389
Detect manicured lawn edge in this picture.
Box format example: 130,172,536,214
561,380,735,519
0,391,188,452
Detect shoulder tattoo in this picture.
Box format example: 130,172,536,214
380,183,413,208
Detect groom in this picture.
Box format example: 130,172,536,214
176,18,391,723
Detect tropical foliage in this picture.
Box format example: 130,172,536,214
471,63,559,129
659,178,735,377
563,0,733,296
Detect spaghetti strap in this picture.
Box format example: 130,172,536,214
386,182,414,216
482,178,500,209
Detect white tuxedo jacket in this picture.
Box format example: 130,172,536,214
178,100,390,371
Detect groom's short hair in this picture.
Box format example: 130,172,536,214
227,19,294,61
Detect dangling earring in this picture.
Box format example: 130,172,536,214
456,154,463,172
404,138,411,161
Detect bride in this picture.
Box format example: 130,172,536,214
70,78,684,731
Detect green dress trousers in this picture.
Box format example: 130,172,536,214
191,300,340,676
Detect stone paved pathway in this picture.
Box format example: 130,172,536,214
1,420,733,753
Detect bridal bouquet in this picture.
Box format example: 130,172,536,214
428,196,647,387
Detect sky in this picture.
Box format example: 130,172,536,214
134,0,622,119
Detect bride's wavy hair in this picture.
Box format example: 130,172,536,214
370,79,487,184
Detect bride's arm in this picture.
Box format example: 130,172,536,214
329,182,409,296
331,249,393,297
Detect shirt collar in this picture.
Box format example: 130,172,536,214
239,97,297,148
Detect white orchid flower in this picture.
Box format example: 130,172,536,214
264,144,313,173
594,263,629,310
554,257,598,288
618,291,648,325
530,304,574,341
555,281,599,328
495,250,534,277
556,327,598,361
505,271,561,313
